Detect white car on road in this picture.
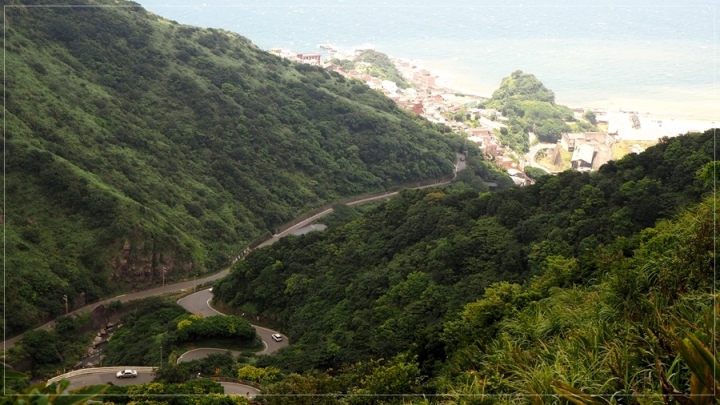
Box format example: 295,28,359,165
116,369,138,378
271,334,283,342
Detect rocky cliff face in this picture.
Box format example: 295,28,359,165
109,242,192,288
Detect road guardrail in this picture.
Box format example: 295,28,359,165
47,367,155,384
213,377,263,390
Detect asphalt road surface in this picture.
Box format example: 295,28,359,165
524,142,556,174
9,154,465,398
455,152,466,173
290,223,327,236
258,153,465,247
176,289,219,317
177,348,240,363
66,370,155,390
220,382,261,398
7,151,463,397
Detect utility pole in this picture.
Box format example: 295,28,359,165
62,295,68,315
160,345,163,369
162,268,166,294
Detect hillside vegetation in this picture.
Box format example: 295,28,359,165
214,131,716,381
3,0,463,336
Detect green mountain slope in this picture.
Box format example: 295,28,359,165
213,131,716,374
3,0,462,335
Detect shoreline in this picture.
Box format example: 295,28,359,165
403,59,718,140
319,44,716,124
405,58,716,123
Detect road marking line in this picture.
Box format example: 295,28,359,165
206,298,226,316
176,348,238,364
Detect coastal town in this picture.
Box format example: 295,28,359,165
270,45,717,186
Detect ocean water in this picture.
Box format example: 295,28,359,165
137,0,717,119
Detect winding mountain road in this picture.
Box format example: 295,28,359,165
2,272,231,349
6,153,466,397
45,288,277,398
57,369,261,398
175,289,289,361
524,142,556,174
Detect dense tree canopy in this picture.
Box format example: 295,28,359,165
5,1,719,402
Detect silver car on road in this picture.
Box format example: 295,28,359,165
116,369,137,378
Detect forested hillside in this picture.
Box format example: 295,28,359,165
213,130,716,384
3,0,463,335
250,191,717,404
